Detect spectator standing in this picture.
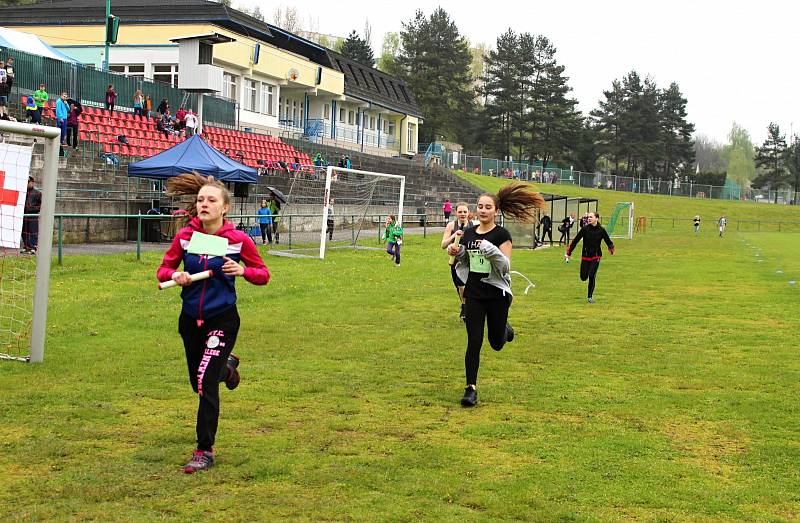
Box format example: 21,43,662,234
33,83,49,122
256,199,273,245
157,98,170,117
55,92,69,145
4,56,14,82
184,111,198,137
0,60,10,119
132,89,144,118
144,95,153,119
344,155,351,169
66,100,82,149
539,213,553,245
21,177,41,254
269,197,281,244
105,84,117,113
443,199,453,221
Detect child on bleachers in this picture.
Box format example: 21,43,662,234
25,96,39,123
105,84,117,113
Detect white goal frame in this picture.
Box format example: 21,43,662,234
609,201,635,240
0,120,61,363
318,165,405,259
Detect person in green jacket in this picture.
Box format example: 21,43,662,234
268,197,281,244
33,83,49,124
382,215,403,266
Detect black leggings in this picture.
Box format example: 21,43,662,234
541,228,552,244
580,259,600,298
463,296,510,385
179,306,240,451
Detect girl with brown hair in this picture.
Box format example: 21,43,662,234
157,173,270,473
447,183,545,407
441,201,472,320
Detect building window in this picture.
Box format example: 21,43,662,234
348,111,354,125
109,64,145,80
339,107,346,123
387,121,395,135
199,42,213,65
324,104,330,120
243,79,257,111
260,83,274,116
153,64,179,88
292,100,298,124
407,123,416,152
370,116,375,130
223,73,237,101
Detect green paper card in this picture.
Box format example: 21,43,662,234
187,232,228,256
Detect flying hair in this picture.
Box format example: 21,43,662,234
480,182,546,223
166,172,231,218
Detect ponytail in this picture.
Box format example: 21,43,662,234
166,172,231,218
481,182,545,223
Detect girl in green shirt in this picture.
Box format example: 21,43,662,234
382,215,404,266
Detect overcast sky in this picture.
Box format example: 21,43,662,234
238,0,799,146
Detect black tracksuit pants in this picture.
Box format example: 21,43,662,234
179,306,240,451
580,259,601,298
463,296,510,385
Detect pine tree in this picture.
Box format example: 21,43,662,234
658,82,695,179
481,29,521,159
395,8,474,145
340,30,375,66
753,122,789,203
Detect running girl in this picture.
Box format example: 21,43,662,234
447,183,545,407
718,215,727,237
157,173,270,473
565,211,614,304
693,215,700,236
441,201,471,320
382,215,403,266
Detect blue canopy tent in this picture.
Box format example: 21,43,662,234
127,134,257,183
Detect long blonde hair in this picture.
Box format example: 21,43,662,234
166,172,231,218
479,182,546,223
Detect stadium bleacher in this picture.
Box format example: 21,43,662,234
30,97,314,172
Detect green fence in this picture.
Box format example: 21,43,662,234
0,45,235,128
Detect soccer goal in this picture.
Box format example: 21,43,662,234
0,120,61,363
272,166,405,259
607,201,634,239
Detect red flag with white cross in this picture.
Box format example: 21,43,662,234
0,143,34,249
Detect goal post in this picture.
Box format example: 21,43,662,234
319,166,405,259
607,201,634,239
0,120,61,363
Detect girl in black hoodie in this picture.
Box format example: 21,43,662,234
566,211,615,303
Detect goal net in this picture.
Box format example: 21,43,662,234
0,121,61,363
272,166,405,259
607,201,634,239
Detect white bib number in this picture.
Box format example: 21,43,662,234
468,250,491,274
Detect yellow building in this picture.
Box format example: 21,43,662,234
0,0,423,157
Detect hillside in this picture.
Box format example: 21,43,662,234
455,171,800,228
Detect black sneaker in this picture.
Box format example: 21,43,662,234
461,386,477,407
505,323,514,343
225,354,240,390
184,449,214,473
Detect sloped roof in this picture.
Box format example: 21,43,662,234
326,51,422,118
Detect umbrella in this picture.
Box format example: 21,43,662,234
267,186,287,204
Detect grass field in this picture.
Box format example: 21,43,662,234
2,211,800,520
0,177,800,521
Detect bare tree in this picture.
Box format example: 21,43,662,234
364,19,372,48
273,5,303,33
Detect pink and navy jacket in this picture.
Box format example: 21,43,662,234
157,217,269,321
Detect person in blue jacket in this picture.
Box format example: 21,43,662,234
55,92,70,145
257,198,273,244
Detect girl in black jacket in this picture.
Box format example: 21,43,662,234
566,211,615,303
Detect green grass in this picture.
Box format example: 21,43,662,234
2,224,800,521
